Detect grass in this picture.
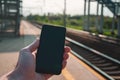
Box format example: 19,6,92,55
34,20,119,38
68,25,118,38
66,25,83,30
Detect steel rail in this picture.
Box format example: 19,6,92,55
66,37,120,64
66,37,120,80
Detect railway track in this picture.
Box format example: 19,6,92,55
66,37,120,80
31,22,120,80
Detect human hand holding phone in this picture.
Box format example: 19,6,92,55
0,38,70,80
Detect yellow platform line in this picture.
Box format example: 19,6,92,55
69,53,106,80
62,68,75,80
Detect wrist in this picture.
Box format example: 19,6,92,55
5,70,23,80
6,70,36,80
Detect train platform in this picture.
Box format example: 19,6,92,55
0,20,105,80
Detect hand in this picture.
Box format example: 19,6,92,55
6,38,70,80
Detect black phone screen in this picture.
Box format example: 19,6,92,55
36,25,66,75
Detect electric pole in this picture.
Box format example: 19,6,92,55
63,0,66,27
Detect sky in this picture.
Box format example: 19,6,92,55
22,0,113,17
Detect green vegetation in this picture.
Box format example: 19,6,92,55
26,13,118,37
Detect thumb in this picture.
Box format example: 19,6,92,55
27,38,40,52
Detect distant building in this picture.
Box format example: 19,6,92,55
0,0,22,37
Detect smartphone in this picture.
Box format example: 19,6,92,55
36,24,66,75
